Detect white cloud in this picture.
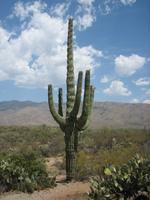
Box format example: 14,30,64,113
49,2,70,18
74,46,103,75
104,80,132,96
99,0,114,15
76,14,95,30
141,88,150,96
0,1,102,88
13,1,47,20
143,99,150,104
99,0,137,15
115,54,146,76
131,98,150,104
77,0,95,6
131,98,140,103
75,0,96,30
120,0,136,6
100,75,110,83
0,27,11,45
133,77,150,86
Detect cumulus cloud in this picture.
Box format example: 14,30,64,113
120,0,136,6
0,27,10,44
100,75,110,83
99,0,137,15
131,98,140,103
143,99,150,104
0,1,102,88
133,77,150,86
115,54,146,76
74,45,103,75
75,0,96,30
49,2,70,18
13,1,47,20
99,0,115,15
131,98,150,104
141,88,150,96
77,0,95,6
103,80,132,96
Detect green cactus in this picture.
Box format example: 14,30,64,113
48,18,94,181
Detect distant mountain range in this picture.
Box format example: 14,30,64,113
0,100,150,129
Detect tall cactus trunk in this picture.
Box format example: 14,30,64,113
65,132,76,181
48,18,94,182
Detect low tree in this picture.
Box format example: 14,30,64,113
48,18,94,181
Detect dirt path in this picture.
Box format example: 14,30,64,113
0,182,90,200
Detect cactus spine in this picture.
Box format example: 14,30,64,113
48,18,94,181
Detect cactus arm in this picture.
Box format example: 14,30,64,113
78,85,94,131
76,70,91,130
48,84,65,126
71,71,83,118
66,18,75,116
58,88,63,116
81,70,91,117
74,75,94,150
89,85,95,115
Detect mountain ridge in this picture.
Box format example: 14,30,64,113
0,101,149,129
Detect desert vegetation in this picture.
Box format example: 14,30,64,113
0,151,56,193
0,125,149,196
89,155,150,200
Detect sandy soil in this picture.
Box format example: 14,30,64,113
0,182,90,200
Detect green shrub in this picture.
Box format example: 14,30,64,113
0,126,64,157
74,144,142,180
75,151,99,180
89,155,150,200
96,143,140,167
0,152,56,193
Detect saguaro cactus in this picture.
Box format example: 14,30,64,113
48,18,94,181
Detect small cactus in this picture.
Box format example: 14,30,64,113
48,18,94,181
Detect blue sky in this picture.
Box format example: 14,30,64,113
0,0,149,103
